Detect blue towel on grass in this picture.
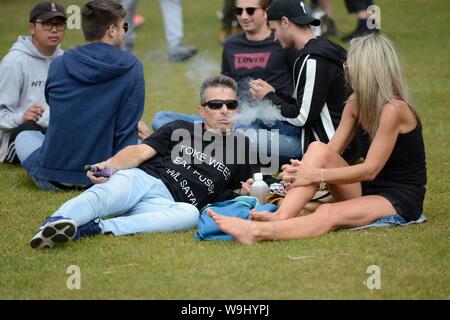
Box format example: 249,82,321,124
349,214,427,231
195,196,277,241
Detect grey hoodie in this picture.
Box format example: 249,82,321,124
0,36,63,162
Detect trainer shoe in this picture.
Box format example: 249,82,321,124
74,219,102,240
168,44,197,62
30,216,77,249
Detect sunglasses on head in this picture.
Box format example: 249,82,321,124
233,7,262,16
202,99,239,110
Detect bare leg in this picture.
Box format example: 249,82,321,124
210,195,396,245
252,142,361,221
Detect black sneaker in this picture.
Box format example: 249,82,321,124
342,19,379,42
168,44,197,62
74,219,102,240
321,15,338,38
30,216,77,249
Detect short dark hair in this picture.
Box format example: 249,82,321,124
200,75,237,105
81,0,126,41
260,0,273,9
234,0,272,10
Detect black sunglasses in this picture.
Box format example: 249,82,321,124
123,22,129,33
107,22,129,33
233,7,262,16
202,99,239,110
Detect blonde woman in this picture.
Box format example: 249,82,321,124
208,34,427,244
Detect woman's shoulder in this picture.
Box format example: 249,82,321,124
383,99,418,133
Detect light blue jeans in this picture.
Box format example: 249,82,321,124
52,168,199,236
235,120,302,166
152,111,202,131
15,130,63,191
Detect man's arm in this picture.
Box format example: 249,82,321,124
0,64,24,130
262,58,333,128
87,144,156,184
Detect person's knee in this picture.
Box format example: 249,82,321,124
305,141,335,162
307,141,328,154
15,131,44,162
151,111,169,130
178,203,200,226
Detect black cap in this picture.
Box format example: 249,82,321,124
267,0,320,26
29,1,66,22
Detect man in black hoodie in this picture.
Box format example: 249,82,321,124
250,0,360,163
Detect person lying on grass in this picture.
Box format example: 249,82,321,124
29,75,256,249
208,34,427,244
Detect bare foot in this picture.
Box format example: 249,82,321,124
207,208,257,245
250,209,280,221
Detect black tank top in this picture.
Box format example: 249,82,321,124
361,125,427,186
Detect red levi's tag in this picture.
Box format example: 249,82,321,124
234,52,272,70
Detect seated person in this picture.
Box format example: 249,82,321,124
29,75,255,249
15,0,145,190
152,0,300,166
0,1,66,164
250,0,362,165
208,34,427,244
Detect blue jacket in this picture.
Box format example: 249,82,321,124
24,42,145,185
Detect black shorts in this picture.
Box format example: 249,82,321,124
344,0,373,13
362,179,425,222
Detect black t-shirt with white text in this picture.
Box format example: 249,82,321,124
139,120,253,209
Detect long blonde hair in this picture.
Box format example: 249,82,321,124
347,34,420,139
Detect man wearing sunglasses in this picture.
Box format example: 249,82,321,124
250,0,362,164
0,1,66,165
29,75,255,249
15,0,145,191
152,1,302,167
222,0,295,96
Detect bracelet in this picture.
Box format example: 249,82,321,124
319,168,326,190
270,221,278,241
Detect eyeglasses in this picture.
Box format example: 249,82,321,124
233,7,263,16
106,22,129,33
35,20,66,31
202,99,239,110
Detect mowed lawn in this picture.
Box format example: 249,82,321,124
0,0,448,299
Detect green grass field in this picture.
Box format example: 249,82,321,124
0,0,449,299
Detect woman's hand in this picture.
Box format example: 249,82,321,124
280,160,319,189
